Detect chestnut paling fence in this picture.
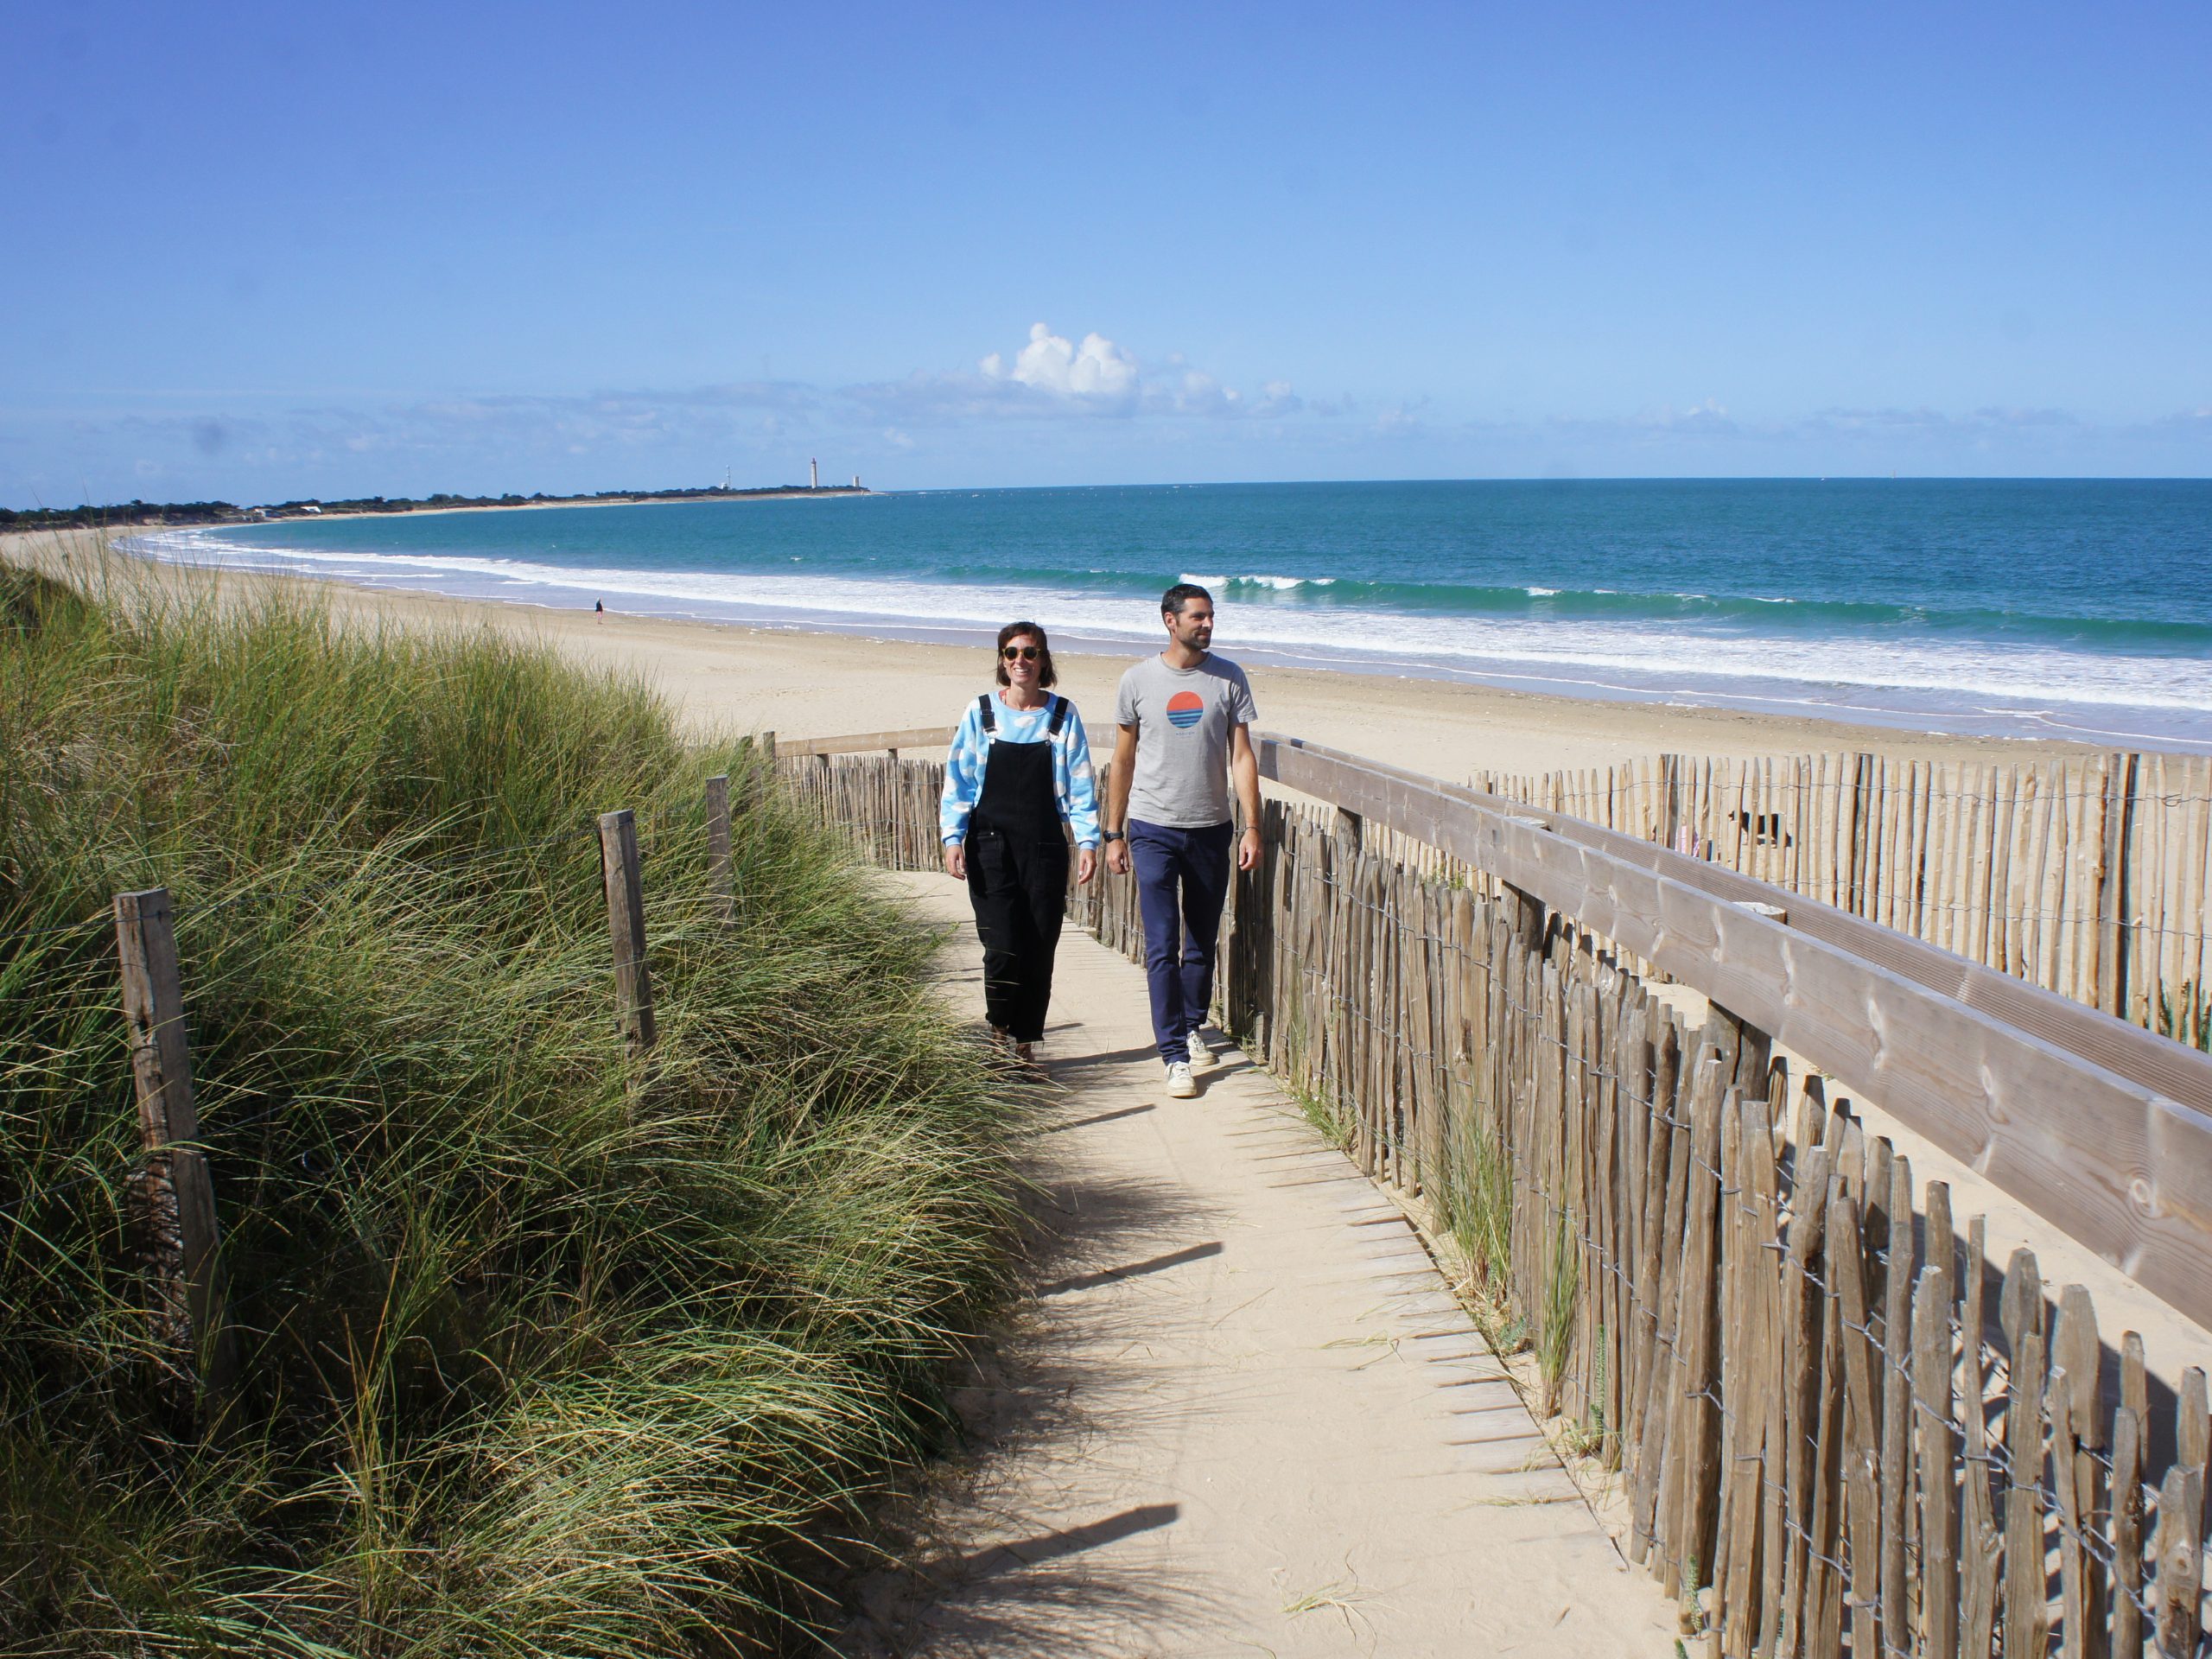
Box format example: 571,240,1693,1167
779,731,2212,1659
1471,751,2212,1045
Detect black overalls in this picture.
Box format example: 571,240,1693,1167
965,693,1071,1044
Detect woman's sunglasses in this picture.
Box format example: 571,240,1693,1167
1001,645,1041,661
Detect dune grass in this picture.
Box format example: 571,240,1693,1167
0,556,1025,1654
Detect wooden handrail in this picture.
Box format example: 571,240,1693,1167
775,726,957,757
1258,734,2212,1117
1252,731,2212,1327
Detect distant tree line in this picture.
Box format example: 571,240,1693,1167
3,483,868,533
1,500,247,531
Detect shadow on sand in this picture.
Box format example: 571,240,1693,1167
832,1024,1238,1656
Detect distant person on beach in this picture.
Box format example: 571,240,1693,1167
594,600,604,621
940,621,1100,1065
1102,583,1262,1098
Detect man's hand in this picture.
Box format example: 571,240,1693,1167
1077,847,1097,885
943,841,966,880
1228,724,1263,874
1106,837,1131,876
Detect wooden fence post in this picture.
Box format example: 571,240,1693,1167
1503,883,1544,950
705,774,734,923
746,731,777,811
1498,816,1549,949
2155,1461,2203,1657
597,809,656,1053
113,887,238,1423
2096,752,2139,1020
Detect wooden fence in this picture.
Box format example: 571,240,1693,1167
782,738,2212,1658
1472,751,2212,1043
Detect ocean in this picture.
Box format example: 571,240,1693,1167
140,479,2212,753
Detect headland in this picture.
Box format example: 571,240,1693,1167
0,482,871,535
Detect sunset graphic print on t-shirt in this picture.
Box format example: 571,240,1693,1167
1165,690,1205,729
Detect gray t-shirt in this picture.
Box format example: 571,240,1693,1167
1114,652,1259,829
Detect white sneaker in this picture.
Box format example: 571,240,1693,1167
1164,1060,1198,1098
1185,1031,1217,1071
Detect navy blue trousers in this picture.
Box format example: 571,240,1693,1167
1127,817,1233,1064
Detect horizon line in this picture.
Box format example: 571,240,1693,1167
11,472,2212,517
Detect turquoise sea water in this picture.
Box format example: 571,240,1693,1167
146,479,2212,751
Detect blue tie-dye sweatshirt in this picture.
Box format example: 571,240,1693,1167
938,692,1101,848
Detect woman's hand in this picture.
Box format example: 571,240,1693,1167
944,841,966,880
1077,846,1096,886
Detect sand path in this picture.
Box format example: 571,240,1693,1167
842,873,1680,1657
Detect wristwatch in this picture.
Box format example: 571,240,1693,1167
1102,830,1126,842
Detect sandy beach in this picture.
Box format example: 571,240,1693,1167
5,525,2117,781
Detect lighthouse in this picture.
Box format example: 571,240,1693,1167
810,457,819,490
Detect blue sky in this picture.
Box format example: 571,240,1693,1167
4,0,2208,505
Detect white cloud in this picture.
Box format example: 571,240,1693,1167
1161,370,1236,416
1376,397,1429,434
982,322,1140,402
1634,398,1738,435
878,321,1300,423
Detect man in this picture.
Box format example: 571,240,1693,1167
1103,582,1262,1098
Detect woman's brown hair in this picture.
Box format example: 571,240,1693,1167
994,620,1058,689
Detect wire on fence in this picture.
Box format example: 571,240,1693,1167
0,913,112,945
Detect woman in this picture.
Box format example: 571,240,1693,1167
940,621,1099,1065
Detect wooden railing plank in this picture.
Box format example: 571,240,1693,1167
775,725,957,757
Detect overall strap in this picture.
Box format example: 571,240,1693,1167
976,693,996,735
1046,695,1070,736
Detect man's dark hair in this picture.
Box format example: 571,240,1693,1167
994,620,1058,689
1160,582,1212,617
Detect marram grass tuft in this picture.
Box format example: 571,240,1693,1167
0,555,1026,1654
